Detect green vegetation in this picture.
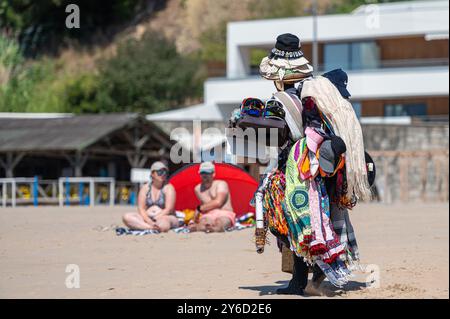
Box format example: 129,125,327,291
0,0,160,56
247,0,307,19
0,0,411,114
94,31,204,113
0,32,204,113
199,22,227,64
333,0,411,13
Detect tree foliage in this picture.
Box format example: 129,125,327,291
0,0,166,56
0,32,204,114
93,30,204,113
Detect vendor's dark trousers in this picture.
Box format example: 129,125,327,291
277,253,309,295
293,254,310,289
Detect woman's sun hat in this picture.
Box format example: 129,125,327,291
259,33,313,82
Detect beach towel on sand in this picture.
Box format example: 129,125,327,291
115,213,255,236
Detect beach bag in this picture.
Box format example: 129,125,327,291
281,245,294,274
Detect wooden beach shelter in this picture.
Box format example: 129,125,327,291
0,113,174,179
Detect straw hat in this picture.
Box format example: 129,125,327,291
259,33,313,82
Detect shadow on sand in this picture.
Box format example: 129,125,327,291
239,280,367,297
239,280,291,296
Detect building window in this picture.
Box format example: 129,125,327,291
384,103,427,117
324,43,350,70
324,41,380,71
352,101,362,118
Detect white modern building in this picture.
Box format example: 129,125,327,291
149,0,449,124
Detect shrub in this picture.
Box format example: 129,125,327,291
95,30,204,113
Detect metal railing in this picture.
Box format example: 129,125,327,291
58,177,115,207
0,177,57,208
0,177,120,208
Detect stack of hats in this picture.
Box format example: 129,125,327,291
259,33,313,83
318,136,347,176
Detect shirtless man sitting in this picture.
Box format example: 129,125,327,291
188,162,236,233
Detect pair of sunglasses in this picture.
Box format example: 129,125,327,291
240,98,285,119
240,98,265,117
200,171,213,176
154,169,168,176
263,99,286,119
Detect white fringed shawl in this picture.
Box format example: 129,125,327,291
301,76,372,201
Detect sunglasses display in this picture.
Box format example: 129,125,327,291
239,97,285,120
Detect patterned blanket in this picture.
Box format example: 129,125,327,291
115,214,255,236
284,138,312,259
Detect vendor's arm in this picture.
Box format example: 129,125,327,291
153,184,176,217
137,184,154,224
198,181,229,212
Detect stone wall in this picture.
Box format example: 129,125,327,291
362,123,449,151
362,123,449,203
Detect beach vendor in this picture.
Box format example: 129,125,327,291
255,33,317,295
188,162,236,233
122,161,180,232
249,33,372,296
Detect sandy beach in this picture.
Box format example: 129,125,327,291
0,202,448,299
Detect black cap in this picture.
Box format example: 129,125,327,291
322,68,351,99
275,33,300,52
330,136,346,156
269,33,304,59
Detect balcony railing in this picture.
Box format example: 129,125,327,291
248,58,449,75
380,58,449,69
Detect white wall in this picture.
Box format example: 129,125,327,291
227,1,449,78
206,66,449,106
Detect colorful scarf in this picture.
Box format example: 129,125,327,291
309,178,346,264
263,170,289,236
284,138,312,259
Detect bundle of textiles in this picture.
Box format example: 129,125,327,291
301,76,371,202
263,170,289,236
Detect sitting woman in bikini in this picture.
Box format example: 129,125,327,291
122,161,180,232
